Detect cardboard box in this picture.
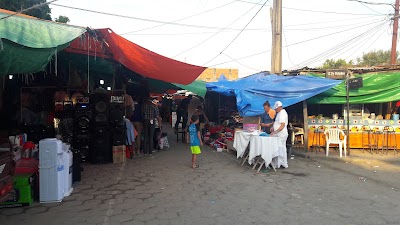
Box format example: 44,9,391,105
0,185,33,208
113,146,126,164
13,174,36,187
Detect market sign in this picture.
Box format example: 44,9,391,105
325,69,347,80
349,77,363,89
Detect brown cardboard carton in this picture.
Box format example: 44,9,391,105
112,146,126,164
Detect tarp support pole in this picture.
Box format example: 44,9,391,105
303,100,309,154
346,71,351,156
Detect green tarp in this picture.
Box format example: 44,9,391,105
174,80,207,97
308,72,400,104
0,10,86,76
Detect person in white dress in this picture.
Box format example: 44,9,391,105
270,101,289,169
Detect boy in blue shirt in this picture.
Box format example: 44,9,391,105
186,114,203,169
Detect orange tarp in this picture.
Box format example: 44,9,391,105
65,28,206,85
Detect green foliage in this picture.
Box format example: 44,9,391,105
55,15,70,23
356,49,396,66
322,49,400,69
0,0,52,20
321,58,353,69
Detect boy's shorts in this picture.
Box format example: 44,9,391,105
190,146,201,155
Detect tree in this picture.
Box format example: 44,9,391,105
321,59,353,69
356,50,396,66
55,15,70,23
0,0,52,20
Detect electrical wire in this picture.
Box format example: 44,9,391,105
235,0,386,16
0,0,59,20
207,18,387,67
291,21,386,68
344,23,388,61
359,3,387,15
122,0,242,35
173,0,264,58
283,6,386,16
291,19,389,69
128,16,383,36
346,0,394,7
202,0,269,66
282,30,295,67
51,3,268,32
284,18,381,31
222,53,263,72
284,15,384,28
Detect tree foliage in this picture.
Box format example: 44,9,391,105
55,15,70,23
356,50,395,66
321,49,400,69
321,59,353,69
0,0,52,20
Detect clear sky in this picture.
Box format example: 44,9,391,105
50,0,396,77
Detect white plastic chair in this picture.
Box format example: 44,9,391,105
324,128,347,157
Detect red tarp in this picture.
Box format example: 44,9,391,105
64,28,206,85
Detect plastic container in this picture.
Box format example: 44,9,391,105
62,144,73,197
243,124,258,132
39,138,64,203
392,114,399,120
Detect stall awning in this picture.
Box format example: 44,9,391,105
308,72,400,104
64,28,206,85
0,9,86,76
207,72,342,116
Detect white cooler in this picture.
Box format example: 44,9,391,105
63,143,73,197
39,138,64,203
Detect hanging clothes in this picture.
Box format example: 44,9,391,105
124,117,136,145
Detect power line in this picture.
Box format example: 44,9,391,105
207,19,386,67
283,6,386,16
122,0,242,35
284,15,384,28
345,24,388,61
235,0,386,15
122,18,381,36
292,20,389,69
51,3,269,32
292,21,386,68
202,0,269,66
0,0,59,20
346,0,394,6
173,0,264,58
282,30,295,67
222,53,262,72
359,3,387,15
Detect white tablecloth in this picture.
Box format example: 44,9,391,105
234,131,282,166
233,131,256,158
248,135,281,166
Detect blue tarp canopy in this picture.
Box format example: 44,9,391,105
206,72,342,116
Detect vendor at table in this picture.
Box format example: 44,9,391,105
270,101,289,169
260,101,276,134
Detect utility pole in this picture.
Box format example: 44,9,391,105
391,0,400,65
271,0,282,74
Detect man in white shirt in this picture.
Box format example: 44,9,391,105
270,101,289,169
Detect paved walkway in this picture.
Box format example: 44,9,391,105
2,131,400,225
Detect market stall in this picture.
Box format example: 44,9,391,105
205,72,341,156
307,72,400,151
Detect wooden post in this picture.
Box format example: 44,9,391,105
346,72,351,156
391,0,400,65
303,100,309,153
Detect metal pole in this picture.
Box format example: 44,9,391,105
346,72,351,156
391,0,400,65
